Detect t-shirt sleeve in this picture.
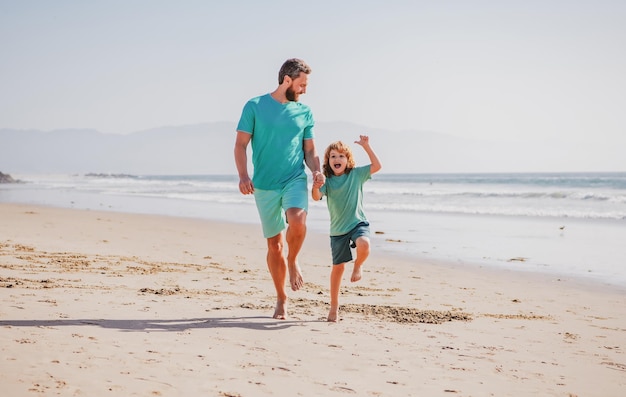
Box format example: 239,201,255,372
236,101,255,134
357,165,372,183
303,108,315,140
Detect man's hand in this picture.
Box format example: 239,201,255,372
238,176,254,195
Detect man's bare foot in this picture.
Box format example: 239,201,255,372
273,300,286,320
350,264,362,282
327,305,339,322
288,263,304,291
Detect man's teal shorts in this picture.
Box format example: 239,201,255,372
253,175,308,238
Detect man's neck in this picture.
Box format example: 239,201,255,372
270,88,288,104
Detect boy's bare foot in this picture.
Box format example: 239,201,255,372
327,305,339,322
350,264,362,282
288,262,304,291
273,300,286,320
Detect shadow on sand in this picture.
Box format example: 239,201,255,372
0,316,321,332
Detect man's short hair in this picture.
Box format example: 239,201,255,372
278,58,311,84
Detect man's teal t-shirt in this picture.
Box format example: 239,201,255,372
320,165,372,236
236,93,315,190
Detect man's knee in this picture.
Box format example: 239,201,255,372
286,208,307,228
267,235,284,254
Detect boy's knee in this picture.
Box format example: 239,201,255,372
357,235,370,244
356,237,370,250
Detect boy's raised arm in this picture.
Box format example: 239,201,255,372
355,135,382,175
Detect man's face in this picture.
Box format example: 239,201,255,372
285,72,309,102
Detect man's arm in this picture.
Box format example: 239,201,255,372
303,138,325,185
303,138,320,174
234,131,254,194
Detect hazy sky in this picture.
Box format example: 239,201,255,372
2,1,625,154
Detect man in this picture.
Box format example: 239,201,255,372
234,58,325,319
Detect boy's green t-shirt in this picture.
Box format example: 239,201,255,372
236,93,315,190
320,165,372,236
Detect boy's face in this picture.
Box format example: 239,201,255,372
328,149,348,176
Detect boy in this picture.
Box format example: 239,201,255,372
312,135,382,322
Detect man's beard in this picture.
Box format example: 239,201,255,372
285,86,299,102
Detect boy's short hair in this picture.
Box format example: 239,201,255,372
278,58,311,84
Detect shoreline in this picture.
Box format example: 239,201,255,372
1,203,625,396
3,173,626,289
3,189,626,291
1,200,624,294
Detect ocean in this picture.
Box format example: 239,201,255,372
2,172,625,288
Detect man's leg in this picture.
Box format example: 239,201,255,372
285,207,306,291
266,232,288,319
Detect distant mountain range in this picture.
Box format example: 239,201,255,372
0,122,620,174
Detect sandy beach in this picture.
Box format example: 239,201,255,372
0,203,624,396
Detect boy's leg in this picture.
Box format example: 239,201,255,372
351,236,371,282
328,263,345,322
